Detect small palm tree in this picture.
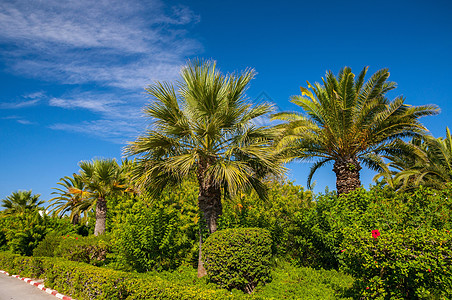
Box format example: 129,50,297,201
377,128,452,190
48,175,92,225
1,190,44,215
78,158,126,235
273,67,438,196
125,59,284,276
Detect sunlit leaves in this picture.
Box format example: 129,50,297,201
272,66,439,189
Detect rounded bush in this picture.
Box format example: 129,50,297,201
203,227,272,293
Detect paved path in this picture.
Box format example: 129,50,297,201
0,272,57,300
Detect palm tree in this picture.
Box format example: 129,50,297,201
78,158,126,236
272,67,438,196
377,128,452,190
1,190,44,215
125,59,284,276
48,175,92,225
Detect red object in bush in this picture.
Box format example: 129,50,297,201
428,269,431,272
371,229,381,239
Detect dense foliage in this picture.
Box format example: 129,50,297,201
218,180,313,260
108,180,199,271
290,185,452,297
3,210,47,256
112,201,195,271
203,228,273,293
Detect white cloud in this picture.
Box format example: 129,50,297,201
49,119,146,144
16,119,33,125
0,0,201,89
0,98,40,109
2,115,34,125
47,91,148,143
0,91,46,109
24,91,45,99
49,96,123,113
0,0,203,142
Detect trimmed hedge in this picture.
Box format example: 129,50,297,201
203,228,272,293
0,252,245,300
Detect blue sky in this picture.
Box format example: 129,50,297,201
1,0,451,203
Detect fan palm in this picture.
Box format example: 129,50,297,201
48,175,92,225
272,67,438,196
125,59,284,276
377,128,452,190
78,158,126,235
1,190,44,215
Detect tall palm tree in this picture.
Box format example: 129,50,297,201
1,190,44,215
377,128,452,190
48,175,92,225
272,67,438,196
125,59,284,276
78,158,126,235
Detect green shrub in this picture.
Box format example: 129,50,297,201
111,194,198,272
288,192,342,269
4,210,47,256
341,227,452,299
288,185,452,270
302,186,452,298
0,251,241,300
33,231,63,257
0,210,84,256
218,180,313,258
53,234,111,266
203,227,272,293
0,252,44,278
256,261,354,299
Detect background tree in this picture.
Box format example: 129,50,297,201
1,190,44,215
376,127,452,190
125,59,284,277
78,158,126,236
48,175,92,225
272,67,438,196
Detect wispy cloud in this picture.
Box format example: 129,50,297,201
0,0,203,142
16,119,33,125
49,95,124,114
0,92,46,109
0,0,201,89
49,119,145,144
2,115,34,125
0,99,40,109
46,91,147,143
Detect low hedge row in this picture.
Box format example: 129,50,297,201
0,252,252,300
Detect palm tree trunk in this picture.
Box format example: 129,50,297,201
94,197,107,236
196,159,223,277
71,212,80,226
198,187,222,233
197,184,222,277
333,157,362,196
